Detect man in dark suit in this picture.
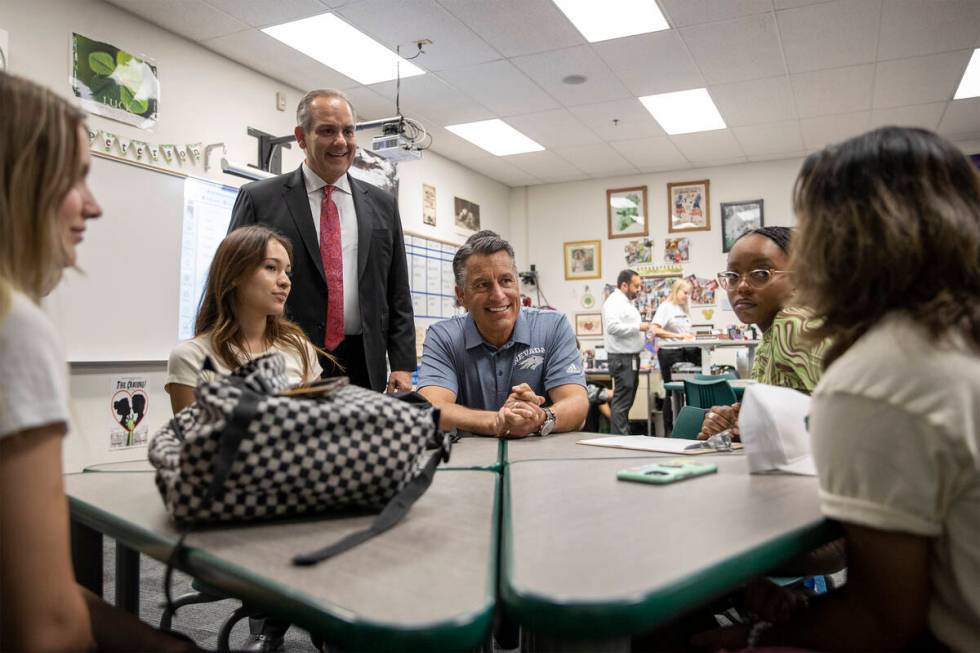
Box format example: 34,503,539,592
228,89,415,394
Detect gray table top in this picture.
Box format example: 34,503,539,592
501,455,837,638
504,432,708,463
66,469,498,651
446,434,504,469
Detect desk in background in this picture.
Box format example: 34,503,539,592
585,368,662,436
659,338,761,374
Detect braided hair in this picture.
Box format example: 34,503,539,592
734,226,792,255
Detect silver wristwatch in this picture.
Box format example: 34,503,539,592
537,407,556,437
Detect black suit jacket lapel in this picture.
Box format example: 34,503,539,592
284,166,325,282
350,174,372,282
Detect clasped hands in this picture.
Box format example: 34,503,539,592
697,402,741,441
493,383,547,438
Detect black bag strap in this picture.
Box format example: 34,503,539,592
292,430,450,566
208,380,261,501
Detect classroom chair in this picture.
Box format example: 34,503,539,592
671,406,707,439
160,578,249,652
683,378,738,409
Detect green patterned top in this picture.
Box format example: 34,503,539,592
751,306,826,393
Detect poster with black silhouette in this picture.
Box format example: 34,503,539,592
109,376,149,449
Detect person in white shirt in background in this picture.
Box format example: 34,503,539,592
602,269,650,434
651,278,698,434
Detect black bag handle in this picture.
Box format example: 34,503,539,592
292,429,450,566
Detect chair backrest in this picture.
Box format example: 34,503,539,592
695,372,738,381
671,406,706,439
684,377,738,409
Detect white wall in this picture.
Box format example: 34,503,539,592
518,157,806,357
2,0,510,471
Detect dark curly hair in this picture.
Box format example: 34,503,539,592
791,126,980,366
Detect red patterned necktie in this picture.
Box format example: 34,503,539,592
320,185,344,350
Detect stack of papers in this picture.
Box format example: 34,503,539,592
577,436,743,455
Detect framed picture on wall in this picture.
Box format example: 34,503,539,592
720,199,764,252
575,313,603,337
607,186,648,239
667,179,710,233
564,240,602,280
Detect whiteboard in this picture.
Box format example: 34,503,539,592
45,154,239,362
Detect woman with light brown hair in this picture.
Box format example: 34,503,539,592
166,225,324,413
0,70,195,651
696,127,980,651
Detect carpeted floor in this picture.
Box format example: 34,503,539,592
101,539,318,652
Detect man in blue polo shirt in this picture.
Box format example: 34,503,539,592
418,230,588,437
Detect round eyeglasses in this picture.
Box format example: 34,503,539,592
716,269,788,290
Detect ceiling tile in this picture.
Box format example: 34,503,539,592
426,125,503,160
202,29,360,91
438,60,560,117
505,151,588,182
436,0,584,57
938,98,980,138
670,129,746,162
659,0,773,27
709,76,797,126
746,151,806,163
552,143,639,177
869,102,947,130
592,31,705,96
369,75,493,125
506,109,602,149
679,13,786,84
799,111,871,149
878,0,980,60
335,0,500,72
458,155,541,186
791,64,874,117
511,45,633,106
568,98,667,140
777,0,880,73
106,0,249,41
610,136,690,171
732,120,805,155
873,50,973,109
202,0,331,28
345,86,399,121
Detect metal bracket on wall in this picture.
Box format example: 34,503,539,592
246,127,295,174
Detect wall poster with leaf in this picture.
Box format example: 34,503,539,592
71,33,159,129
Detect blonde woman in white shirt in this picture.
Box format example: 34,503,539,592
0,71,195,652
651,278,698,433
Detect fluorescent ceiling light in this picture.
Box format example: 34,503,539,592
446,119,544,156
262,14,425,85
553,0,669,42
639,88,727,135
953,48,980,99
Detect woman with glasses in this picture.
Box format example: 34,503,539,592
698,226,826,440
696,126,980,653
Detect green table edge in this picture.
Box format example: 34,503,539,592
498,468,841,638
68,470,499,652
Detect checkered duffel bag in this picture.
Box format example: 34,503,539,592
148,352,451,565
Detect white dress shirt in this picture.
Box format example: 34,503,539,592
602,288,645,354
302,162,361,335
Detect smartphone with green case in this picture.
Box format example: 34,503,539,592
617,460,718,485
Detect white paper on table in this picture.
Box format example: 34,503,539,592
577,435,742,455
